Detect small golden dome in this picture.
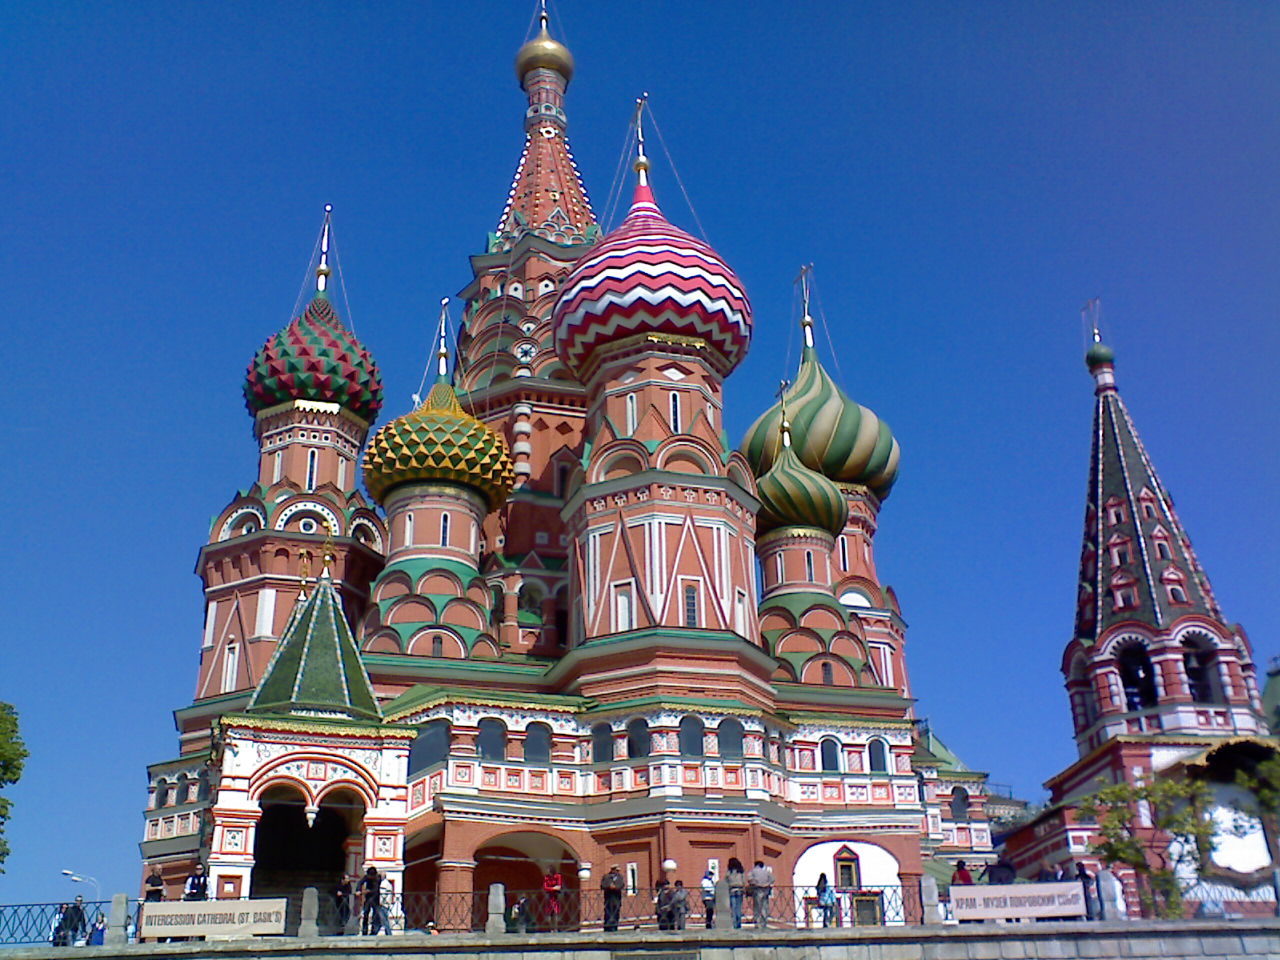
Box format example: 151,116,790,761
515,24,574,87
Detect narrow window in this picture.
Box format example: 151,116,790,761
440,512,450,547
679,716,705,757
820,737,840,772
337,457,347,490
774,553,784,584
1143,503,1157,520
669,392,681,433
836,854,861,889
821,661,834,686
951,787,971,821
477,718,507,761
524,723,552,764
1169,585,1187,604
1118,644,1158,710
683,583,699,627
1156,541,1172,560
706,403,715,428
718,719,744,759
625,394,637,435
868,739,889,773
305,449,318,491
557,463,571,498
805,551,815,582
222,644,239,693
614,584,634,632
839,536,849,572
626,718,651,759
404,512,415,546
591,723,614,763
273,451,283,483
431,635,443,657
733,591,748,637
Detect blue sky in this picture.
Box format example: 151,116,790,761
1,1,1276,902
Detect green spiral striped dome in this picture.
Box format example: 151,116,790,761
362,379,514,509
741,346,900,498
755,440,849,538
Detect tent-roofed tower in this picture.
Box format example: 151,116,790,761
1064,331,1265,755
452,8,599,655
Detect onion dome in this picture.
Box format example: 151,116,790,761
244,295,383,421
1086,340,1115,370
741,341,900,499
755,427,849,538
515,13,574,87
552,141,751,381
362,377,514,509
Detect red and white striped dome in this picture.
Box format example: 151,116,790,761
552,182,751,380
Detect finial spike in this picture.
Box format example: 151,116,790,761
436,298,451,379
776,379,792,443
539,0,549,32
795,264,815,348
1083,297,1102,343
634,93,651,186
316,205,333,294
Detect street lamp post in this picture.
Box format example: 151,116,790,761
61,869,102,903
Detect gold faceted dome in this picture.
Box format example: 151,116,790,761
515,24,574,86
362,379,514,510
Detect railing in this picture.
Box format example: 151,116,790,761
0,901,111,946
1174,877,1277,919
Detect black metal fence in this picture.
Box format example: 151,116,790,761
0,900,111,946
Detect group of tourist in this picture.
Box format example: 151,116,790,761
333,866,393,935
48,896,106,947
596,856,777,932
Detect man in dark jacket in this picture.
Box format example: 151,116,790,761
600,865,624,931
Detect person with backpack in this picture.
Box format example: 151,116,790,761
700,869,716,928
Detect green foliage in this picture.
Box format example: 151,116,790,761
0,702,28,872
1234,753,1280,815
1078,777,1216,919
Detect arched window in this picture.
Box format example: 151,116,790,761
951,786,971,821
805,551,815,582
679,716,705,757
625,394,637,435
718,719,744,759
197,770,212,802
306,448,318,491
431,634,444,658
820,737,840,773
477,718,507,761
1118,643,1158,711
626,718,651,759
821,662,834,686
1169,585,1188,604
1183,638,1221,704
669,392,681,433
409,719,451,772
174,774,189,805
154,780,171,808
591,723,614,763
1156,540,1172,560
404,512,415,546
839,537,849,572
524,722,552,764
867,739,889,773
440,512,450,547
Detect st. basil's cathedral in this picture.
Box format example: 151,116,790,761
138,12,1272,923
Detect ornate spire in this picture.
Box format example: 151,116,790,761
1074,325,1222,644
247,562,382,721
315,203,333,297
494,9,595,251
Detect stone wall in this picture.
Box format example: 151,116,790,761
6,920,1279,960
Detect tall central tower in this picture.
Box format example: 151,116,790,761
453,10,599,655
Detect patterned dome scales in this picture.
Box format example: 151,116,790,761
244,296,383,422
755,437,849,538
362,378,514,509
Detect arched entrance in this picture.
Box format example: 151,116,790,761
250,784,366,933
474,831,580,931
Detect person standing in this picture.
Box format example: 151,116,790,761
144,866,165,901
726,858,745,929
357,866,387,935
600,864,624,932
542,868,563,931
1076,862,1098,920
980,856,1016,885
50,904,69,947
816,872,836,927
951,861,973,886
672,880,689,930
87,912,107,945
700,869,716,928
746,859,774,929
653,878,674,931
334,875,353,934
62,896,88,945
183,863,209,901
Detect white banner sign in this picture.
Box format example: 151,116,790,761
139,899,288,939
951,882,1086,921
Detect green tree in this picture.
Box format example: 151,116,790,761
1232,749,1280,862
1078,777,1216,919
0,702,28,872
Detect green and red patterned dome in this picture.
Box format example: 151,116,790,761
362,378,515,510
244,295,383,422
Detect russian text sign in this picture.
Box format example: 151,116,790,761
951,882,1085,921
139,899,287,939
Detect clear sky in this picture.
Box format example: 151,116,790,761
1,1,1276,903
